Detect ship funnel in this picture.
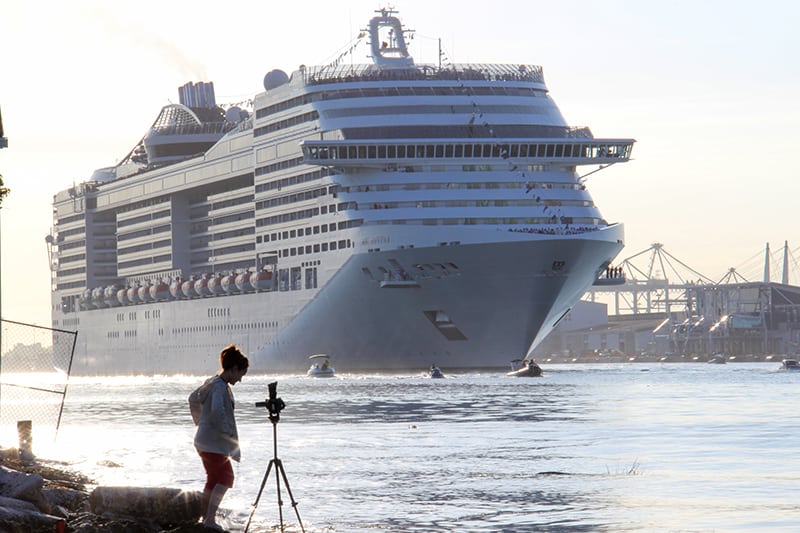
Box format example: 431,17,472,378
179,81,216,109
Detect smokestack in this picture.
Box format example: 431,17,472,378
178,82,216,109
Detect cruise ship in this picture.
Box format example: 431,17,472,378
49,9,634,374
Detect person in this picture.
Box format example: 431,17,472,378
189,344,249,531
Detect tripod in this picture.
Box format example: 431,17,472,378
244,397,305,533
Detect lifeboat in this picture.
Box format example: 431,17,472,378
92,287,107,308
117,287,130,305
82,288,95,309
150,280,171,301
128,286,141,303
221,274,239,293
169,277,184,298
250,270,274,291
207,273,225,295
138,283,154,302
181,276,196,298
104,285,122,307
235,272,253,292
194,275,211,297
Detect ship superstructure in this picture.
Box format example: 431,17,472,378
49,9,634,373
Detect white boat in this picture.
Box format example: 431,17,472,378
429,365,445,379
307,354,335,378
779,359,800,371
48,8,633,374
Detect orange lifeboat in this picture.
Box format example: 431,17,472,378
221,274,239,293
207,273,225,295
128,285,141,303
81,288,94,309
150,280,170,301
138,283,154,302
117,287,130,305
92,287,107,307
181,276,196,298
104,285,122,307
194,274,211,297
235,272,253,292
250,270,274,291
170,277,183,298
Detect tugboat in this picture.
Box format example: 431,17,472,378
507,358,543,377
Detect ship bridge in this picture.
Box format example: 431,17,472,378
301,138,634,168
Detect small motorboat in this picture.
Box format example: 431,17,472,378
707,354,727,364
429,365,445,379
507,358,542,377
307,354,335,377
779,359,800,371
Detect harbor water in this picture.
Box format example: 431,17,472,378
19,363,800,531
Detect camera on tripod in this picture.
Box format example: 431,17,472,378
246,380,305,533
255,381,285,420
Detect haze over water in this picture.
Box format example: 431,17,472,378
10,363,800,532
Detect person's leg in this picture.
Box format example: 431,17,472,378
201,487,211,518
199,452,234,529
204,483,228,528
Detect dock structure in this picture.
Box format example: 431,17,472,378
537,242,800,360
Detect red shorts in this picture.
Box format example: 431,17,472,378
199,451,234,490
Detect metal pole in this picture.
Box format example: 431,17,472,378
1,208,3,416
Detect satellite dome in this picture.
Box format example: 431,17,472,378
225,106,243,122
263,69,289,91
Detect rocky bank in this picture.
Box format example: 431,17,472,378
0,447,209,533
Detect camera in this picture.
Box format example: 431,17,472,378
256,381,285,420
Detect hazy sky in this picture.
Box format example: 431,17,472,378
1,0,799,327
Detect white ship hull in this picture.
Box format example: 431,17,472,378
65,225,621,374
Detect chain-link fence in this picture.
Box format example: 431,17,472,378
0,319,77,447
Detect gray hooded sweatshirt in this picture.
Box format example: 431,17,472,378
189,375,241,461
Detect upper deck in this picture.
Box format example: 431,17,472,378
299,63,545,88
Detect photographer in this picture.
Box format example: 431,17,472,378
189,344,249,531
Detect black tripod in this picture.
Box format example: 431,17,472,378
245,383,305,533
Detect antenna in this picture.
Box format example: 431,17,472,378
0,105,7,148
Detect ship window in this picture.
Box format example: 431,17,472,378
321,225,328,233
322,243,328,251
330,241,337,250
313,226,320,234
290,230,296,238
329,223,336,231
314,244,320,253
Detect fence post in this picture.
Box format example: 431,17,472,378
17,420,33,463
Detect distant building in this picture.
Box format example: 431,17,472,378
534,282,800,360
